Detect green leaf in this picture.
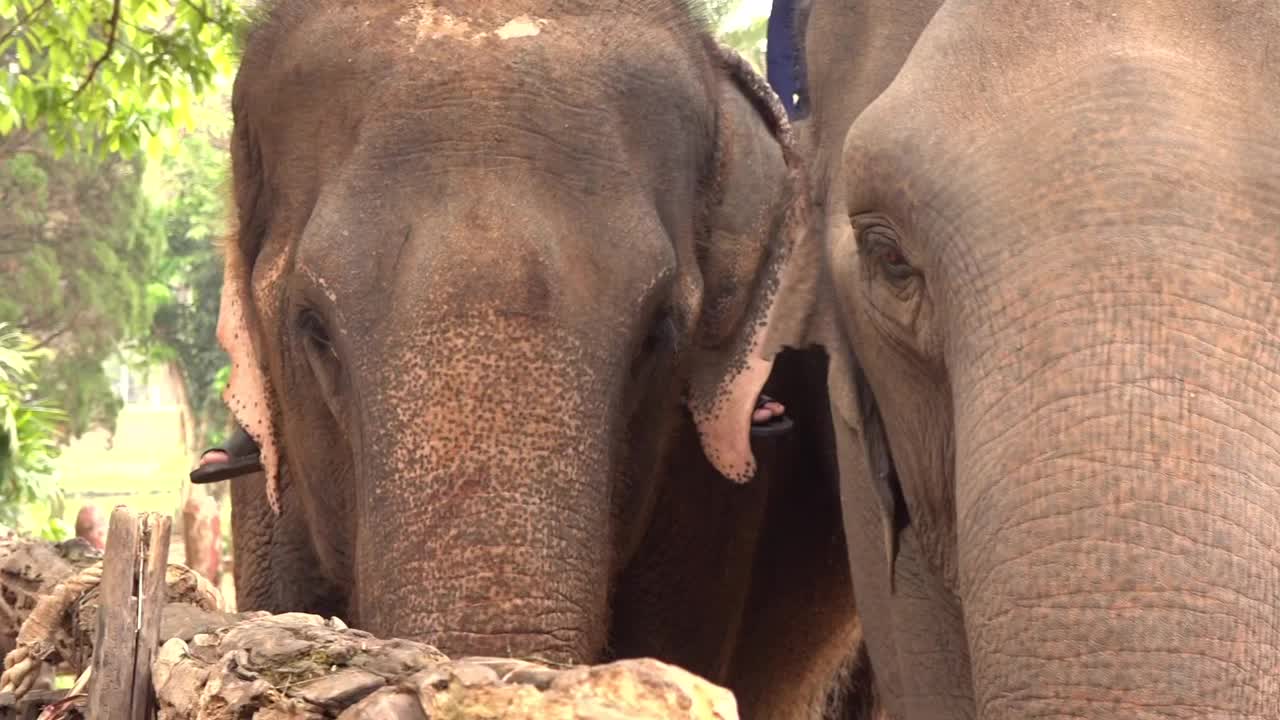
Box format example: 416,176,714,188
15,34,30,68
3,0,241,157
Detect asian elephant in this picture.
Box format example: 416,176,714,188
217,0,867,716
724,0,1280,717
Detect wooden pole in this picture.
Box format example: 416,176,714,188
131,513,170,720
86,506,172,720
88,506,138,719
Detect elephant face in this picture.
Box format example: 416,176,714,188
219,0,804,664
798,0,1280,716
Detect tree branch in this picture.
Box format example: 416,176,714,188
0,0,51,49
32,326,69,351
182,0,214,25
0,128,40,156
0,245,36,257
68,0,123,102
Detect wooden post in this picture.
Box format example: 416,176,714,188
131,513,170,720
86,507,172,720
88,506,138,719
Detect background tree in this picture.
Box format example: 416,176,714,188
718,15,768,71
146,88,233,452
0,0,245,157
0,323,67,537
0,0,244,537
0,0,244,443
0,137,164,436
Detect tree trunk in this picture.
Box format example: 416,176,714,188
178,495,220,587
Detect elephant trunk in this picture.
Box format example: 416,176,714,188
954,276,1280,718
349,315,617,665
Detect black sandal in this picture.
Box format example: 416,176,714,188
189,426,263,484
750,394,794,438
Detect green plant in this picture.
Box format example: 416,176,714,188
0,322,67,531
0,0,248,159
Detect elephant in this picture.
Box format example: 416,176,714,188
721,0,1280,717
214,1,869,717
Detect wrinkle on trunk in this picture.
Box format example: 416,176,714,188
349,315,618,665
955,308,1280,719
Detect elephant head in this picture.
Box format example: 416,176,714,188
743,0,1280,717
217,0,810,666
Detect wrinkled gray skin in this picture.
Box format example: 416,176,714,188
788,0,1280,718
795,0,941,219
220,1,867,716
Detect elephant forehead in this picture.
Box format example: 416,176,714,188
239,1,708,97
397,5,550,44
233,4,714,191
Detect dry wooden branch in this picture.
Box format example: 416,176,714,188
86,507,139,718
131,514,171,720
85,509,171,720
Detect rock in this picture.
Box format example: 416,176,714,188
2,538,740,719
153,612,739,719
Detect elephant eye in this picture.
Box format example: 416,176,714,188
297,307,345,407
875,246,913,280
297,309,335,354
640,310,678,358
853,216,917,284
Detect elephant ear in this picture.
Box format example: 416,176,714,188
687,44,822,483
217,161,284,515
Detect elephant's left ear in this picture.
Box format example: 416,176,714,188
687,44,822,483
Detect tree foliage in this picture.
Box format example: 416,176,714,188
718,16,768,73
0,133,166,436
700,0,739,25
0,0,243,449
0,322,65,532
146,97,232,449
0,0,245,159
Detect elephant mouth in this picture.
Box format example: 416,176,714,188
855,366,910,590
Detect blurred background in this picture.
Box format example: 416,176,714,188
0,0,774,603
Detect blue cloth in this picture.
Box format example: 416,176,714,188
766,0,802,118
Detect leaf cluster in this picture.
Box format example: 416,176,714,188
0,322,65,529
0,0,247,158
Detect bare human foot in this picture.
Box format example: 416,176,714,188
752,397,786,425
198,449,230,467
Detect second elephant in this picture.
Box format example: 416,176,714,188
745,0,1280,717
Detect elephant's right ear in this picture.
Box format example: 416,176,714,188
687,44,824,483
217,238,283,514
217,122,284,515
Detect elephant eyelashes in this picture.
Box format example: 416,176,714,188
297,309,334,354
641,312,678,357
630,311,677,385
297,307,344,412
853,216,916,284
